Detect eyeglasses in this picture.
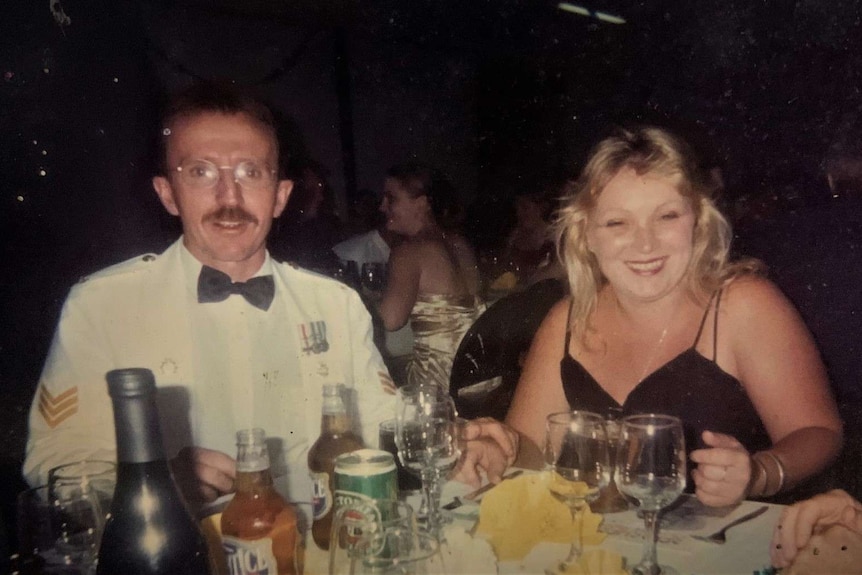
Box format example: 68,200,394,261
174,159,277,189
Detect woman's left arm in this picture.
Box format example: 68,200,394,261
693,276,843,506
376,244,421,331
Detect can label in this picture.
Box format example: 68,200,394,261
310,471,333,520
334,448,398,504
223,535,276,575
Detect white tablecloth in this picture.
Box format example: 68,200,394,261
435,474,782,575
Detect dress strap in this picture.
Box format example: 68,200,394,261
712,289,723,362
692,290,721,351
564,299,574,353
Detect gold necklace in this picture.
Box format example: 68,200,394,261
612,296,676,384
637,325,670,383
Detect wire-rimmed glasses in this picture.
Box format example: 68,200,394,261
174,159,277,189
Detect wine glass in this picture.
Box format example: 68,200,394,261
615,414,687,575
394,384,463,539
543,410,611,574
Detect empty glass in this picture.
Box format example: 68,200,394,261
394,384,463,539
543,410,611,574
48,460,116,523
616,414,687,575
16,485,102,574
360,262,386,297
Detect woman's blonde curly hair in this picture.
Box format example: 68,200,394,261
553,126,761,339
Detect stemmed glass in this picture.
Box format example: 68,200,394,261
615,414,687,575
394,384,463,539
543,410,611,574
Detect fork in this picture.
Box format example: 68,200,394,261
691,505,770,544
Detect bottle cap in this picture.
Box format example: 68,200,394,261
236,428,267,445
106,368,156,398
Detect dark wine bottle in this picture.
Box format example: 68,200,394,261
97,368,213,575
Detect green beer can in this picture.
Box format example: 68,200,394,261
333,448,398,507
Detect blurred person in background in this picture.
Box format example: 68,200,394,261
375,162,484,392
270,158,343,273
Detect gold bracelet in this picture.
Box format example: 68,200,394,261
759,451,786,495
754,451,786,497
747,456,768,498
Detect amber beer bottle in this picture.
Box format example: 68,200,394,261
221,428,300,575
307,384,364,550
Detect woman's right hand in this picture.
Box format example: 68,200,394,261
770,489,862,568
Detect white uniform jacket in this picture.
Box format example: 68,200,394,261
24,239,396,502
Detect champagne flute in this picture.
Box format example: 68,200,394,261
394,384,462,539
615,414,686,575
543,410,611,574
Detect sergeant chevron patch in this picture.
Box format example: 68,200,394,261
38,385,78,428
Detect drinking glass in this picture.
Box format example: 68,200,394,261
16,485,102,574
360,263,386,297
543,410,611,574
328,499,418,575
615,414,686,575
394,384,463,539
48,460,116,523
378,419,423,493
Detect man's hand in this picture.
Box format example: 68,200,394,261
452,418,519,488
770,489,862,568
170,446,236,505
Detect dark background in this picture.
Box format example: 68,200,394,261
2,0,862,518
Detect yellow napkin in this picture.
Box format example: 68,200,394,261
476,472,607,561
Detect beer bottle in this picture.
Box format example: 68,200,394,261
307,384,364,550
221,429,300,575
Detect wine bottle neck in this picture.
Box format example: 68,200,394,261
112,393,166,463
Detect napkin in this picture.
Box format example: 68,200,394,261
476,472,607,561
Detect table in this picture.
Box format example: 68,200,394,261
434,475,782,575
301,472,783,574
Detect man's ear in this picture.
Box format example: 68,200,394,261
153,176,180,216
273,179,293,218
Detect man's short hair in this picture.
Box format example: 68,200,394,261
157,82,282,176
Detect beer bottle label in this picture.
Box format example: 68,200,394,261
311,471,333,520
223,535,277,575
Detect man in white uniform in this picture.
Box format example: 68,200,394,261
23,84,400,506
24,83,518,506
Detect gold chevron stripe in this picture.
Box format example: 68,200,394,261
37,385,79,428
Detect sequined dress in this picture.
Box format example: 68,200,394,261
405,293,484,391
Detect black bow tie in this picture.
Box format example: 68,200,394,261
197,265,275,311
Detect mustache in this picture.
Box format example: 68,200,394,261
205,207,258,225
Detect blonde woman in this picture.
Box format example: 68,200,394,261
506,126,842,507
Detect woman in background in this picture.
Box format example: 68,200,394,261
376,162,483,391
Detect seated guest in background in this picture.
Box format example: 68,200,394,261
376,162,484,392
269,158,344,274
771,488,862,571
502,187,557,284
333,209,414,386
23,83,515,507
506,126,842,507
